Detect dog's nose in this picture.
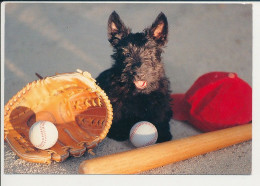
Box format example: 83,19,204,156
134,61,142,68
134,74,146,82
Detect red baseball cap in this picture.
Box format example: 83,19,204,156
171,72,252,132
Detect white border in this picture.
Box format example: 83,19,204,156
252,1,260,179
1,1,259,186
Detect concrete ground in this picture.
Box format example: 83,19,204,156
2,2,254,185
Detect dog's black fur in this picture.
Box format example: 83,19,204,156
96,11,172,143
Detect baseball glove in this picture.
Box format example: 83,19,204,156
4,69,113,164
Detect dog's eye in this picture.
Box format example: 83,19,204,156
125,53,131,57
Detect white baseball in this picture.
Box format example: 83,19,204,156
29,121,58,150
129,121,158,148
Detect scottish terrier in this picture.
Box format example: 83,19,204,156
96,11,173,143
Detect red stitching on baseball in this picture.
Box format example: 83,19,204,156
130,122,144,140
130,122,157,147
35,121,47,149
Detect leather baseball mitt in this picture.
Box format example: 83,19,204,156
4,69,113,164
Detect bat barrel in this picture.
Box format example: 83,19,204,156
78,124,252,174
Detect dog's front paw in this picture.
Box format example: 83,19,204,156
107,132,129,141
107,126,130,141
156,131,172,143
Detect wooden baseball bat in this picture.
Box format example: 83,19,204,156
78,123,252,174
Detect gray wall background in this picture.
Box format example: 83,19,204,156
4,3,252,104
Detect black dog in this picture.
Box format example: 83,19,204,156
96,11,172,143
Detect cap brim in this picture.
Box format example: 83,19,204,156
170,94,190,121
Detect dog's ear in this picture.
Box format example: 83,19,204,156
108,11,130,46
147,12,168,46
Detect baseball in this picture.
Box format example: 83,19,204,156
29,121,58,150
129,121,158,148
